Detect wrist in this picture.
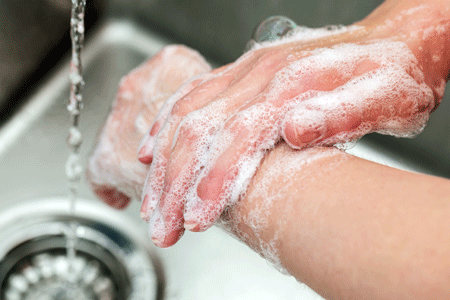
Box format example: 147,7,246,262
218,146,346,273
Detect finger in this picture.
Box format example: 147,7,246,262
282,66,434,149
151,155,199,247
140,121,176,222
138,73,211,164
148,206,185,248
139,93,210,222
140,55,266,220
149,49,295,220
136,45,214,164
183,106,279,232
154,112,215,235
140,106,213,222
93,184,131,210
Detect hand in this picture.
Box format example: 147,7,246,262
138,2,449,247
87,45,211,209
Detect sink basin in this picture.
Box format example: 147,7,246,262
0,20,326,299
0,2,449,298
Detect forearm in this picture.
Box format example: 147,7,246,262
222,144,450,299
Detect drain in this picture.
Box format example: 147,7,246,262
4,252,114,300
1,232,127,300
0,199,164,300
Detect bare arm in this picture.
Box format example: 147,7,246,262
88,45,450,300
87,0,450,298
137,0,450,246
224,145,450,299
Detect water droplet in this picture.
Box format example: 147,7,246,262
252,16,297,43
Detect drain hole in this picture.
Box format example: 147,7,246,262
1,234,131,300
0,200,162,300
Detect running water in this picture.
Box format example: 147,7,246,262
66,0,86,277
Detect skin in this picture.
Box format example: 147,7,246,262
87,0,450,298
87,45,211,208
136,0,450,247
226,146,450,300
87,45,450,299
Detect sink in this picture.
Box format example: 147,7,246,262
0,20,325,299
0,0,449,298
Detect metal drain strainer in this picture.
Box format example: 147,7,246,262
0,198,164,300
5,252,113,300
3,237,119,300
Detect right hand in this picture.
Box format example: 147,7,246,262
137,1,448,247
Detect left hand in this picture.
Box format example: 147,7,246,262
87,45,211,209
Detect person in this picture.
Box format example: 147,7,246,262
87,0,450,298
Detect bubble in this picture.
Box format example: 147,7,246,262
245,16,297,52
252,16,297,43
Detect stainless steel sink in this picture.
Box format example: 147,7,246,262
0,20,327,299
1,0,449,298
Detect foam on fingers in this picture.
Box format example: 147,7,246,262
138,73,212,164
88,44,212,210
145,24,441,250
182,103,283,232
148,206,185,248
283,109,327,148
141,66,247,222
216,146,347,274
283,64,434,149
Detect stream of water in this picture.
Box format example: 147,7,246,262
66,0,86,277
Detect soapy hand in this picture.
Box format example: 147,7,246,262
138,4,448,247
87,45,211,209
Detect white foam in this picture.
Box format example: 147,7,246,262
264,40,434,147
135,113,150,135
159,39,435,240
217,147,345,274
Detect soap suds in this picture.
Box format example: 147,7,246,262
217,146,346,275
145,37,435,243
87,45,211,210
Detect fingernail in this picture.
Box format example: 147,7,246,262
150,122,160,136
149,211,166,247
151,236,164,247
94,186,131,209
184,221,199,231
140,194,150,221
284,109,326,149
137,134,156,164
295,126,324,144
138,145,153,164
137,144,147,157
